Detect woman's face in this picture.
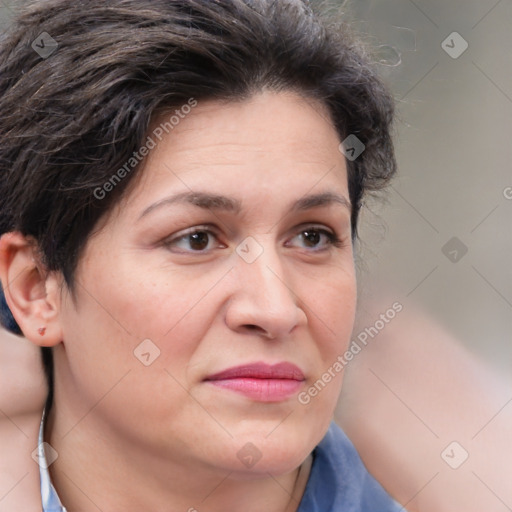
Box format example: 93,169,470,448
54,90,357,476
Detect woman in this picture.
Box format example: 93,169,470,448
0,1,399,510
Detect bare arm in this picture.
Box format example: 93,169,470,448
337,296,512,512
0,327,47,512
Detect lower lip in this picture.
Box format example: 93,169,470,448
206,378,304,402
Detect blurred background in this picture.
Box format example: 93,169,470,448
314,0,512,371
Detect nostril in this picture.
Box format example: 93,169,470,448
243,324,275,339
244,324,265,335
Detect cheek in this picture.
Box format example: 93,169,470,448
58,275,216,430
310,266,357,354
305,271,356,410
63,262,220,378
301,273,356,422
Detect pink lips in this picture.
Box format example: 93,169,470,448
204,362,305,402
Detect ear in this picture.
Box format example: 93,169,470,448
0,232,63,347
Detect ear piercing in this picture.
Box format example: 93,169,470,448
38,326,46,336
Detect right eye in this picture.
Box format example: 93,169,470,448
163,226,226,253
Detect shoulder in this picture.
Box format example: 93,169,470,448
298,422,403,512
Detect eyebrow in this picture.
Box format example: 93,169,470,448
138,190,351,220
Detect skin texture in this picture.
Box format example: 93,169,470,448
0,91,357,512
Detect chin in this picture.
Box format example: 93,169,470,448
211,432,312,478
228,456,306,480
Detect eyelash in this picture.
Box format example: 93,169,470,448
163,225,345,254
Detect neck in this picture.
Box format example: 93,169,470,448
45,403,313,512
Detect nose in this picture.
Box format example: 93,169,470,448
224,240,307,340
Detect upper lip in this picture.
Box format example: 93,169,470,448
204,362,305,381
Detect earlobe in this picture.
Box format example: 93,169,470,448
0,232,63,347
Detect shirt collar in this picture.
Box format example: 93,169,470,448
38,408,67,512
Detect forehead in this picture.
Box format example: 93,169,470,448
154,91,341,161
117,91,348,218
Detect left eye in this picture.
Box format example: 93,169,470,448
287,227,342,251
